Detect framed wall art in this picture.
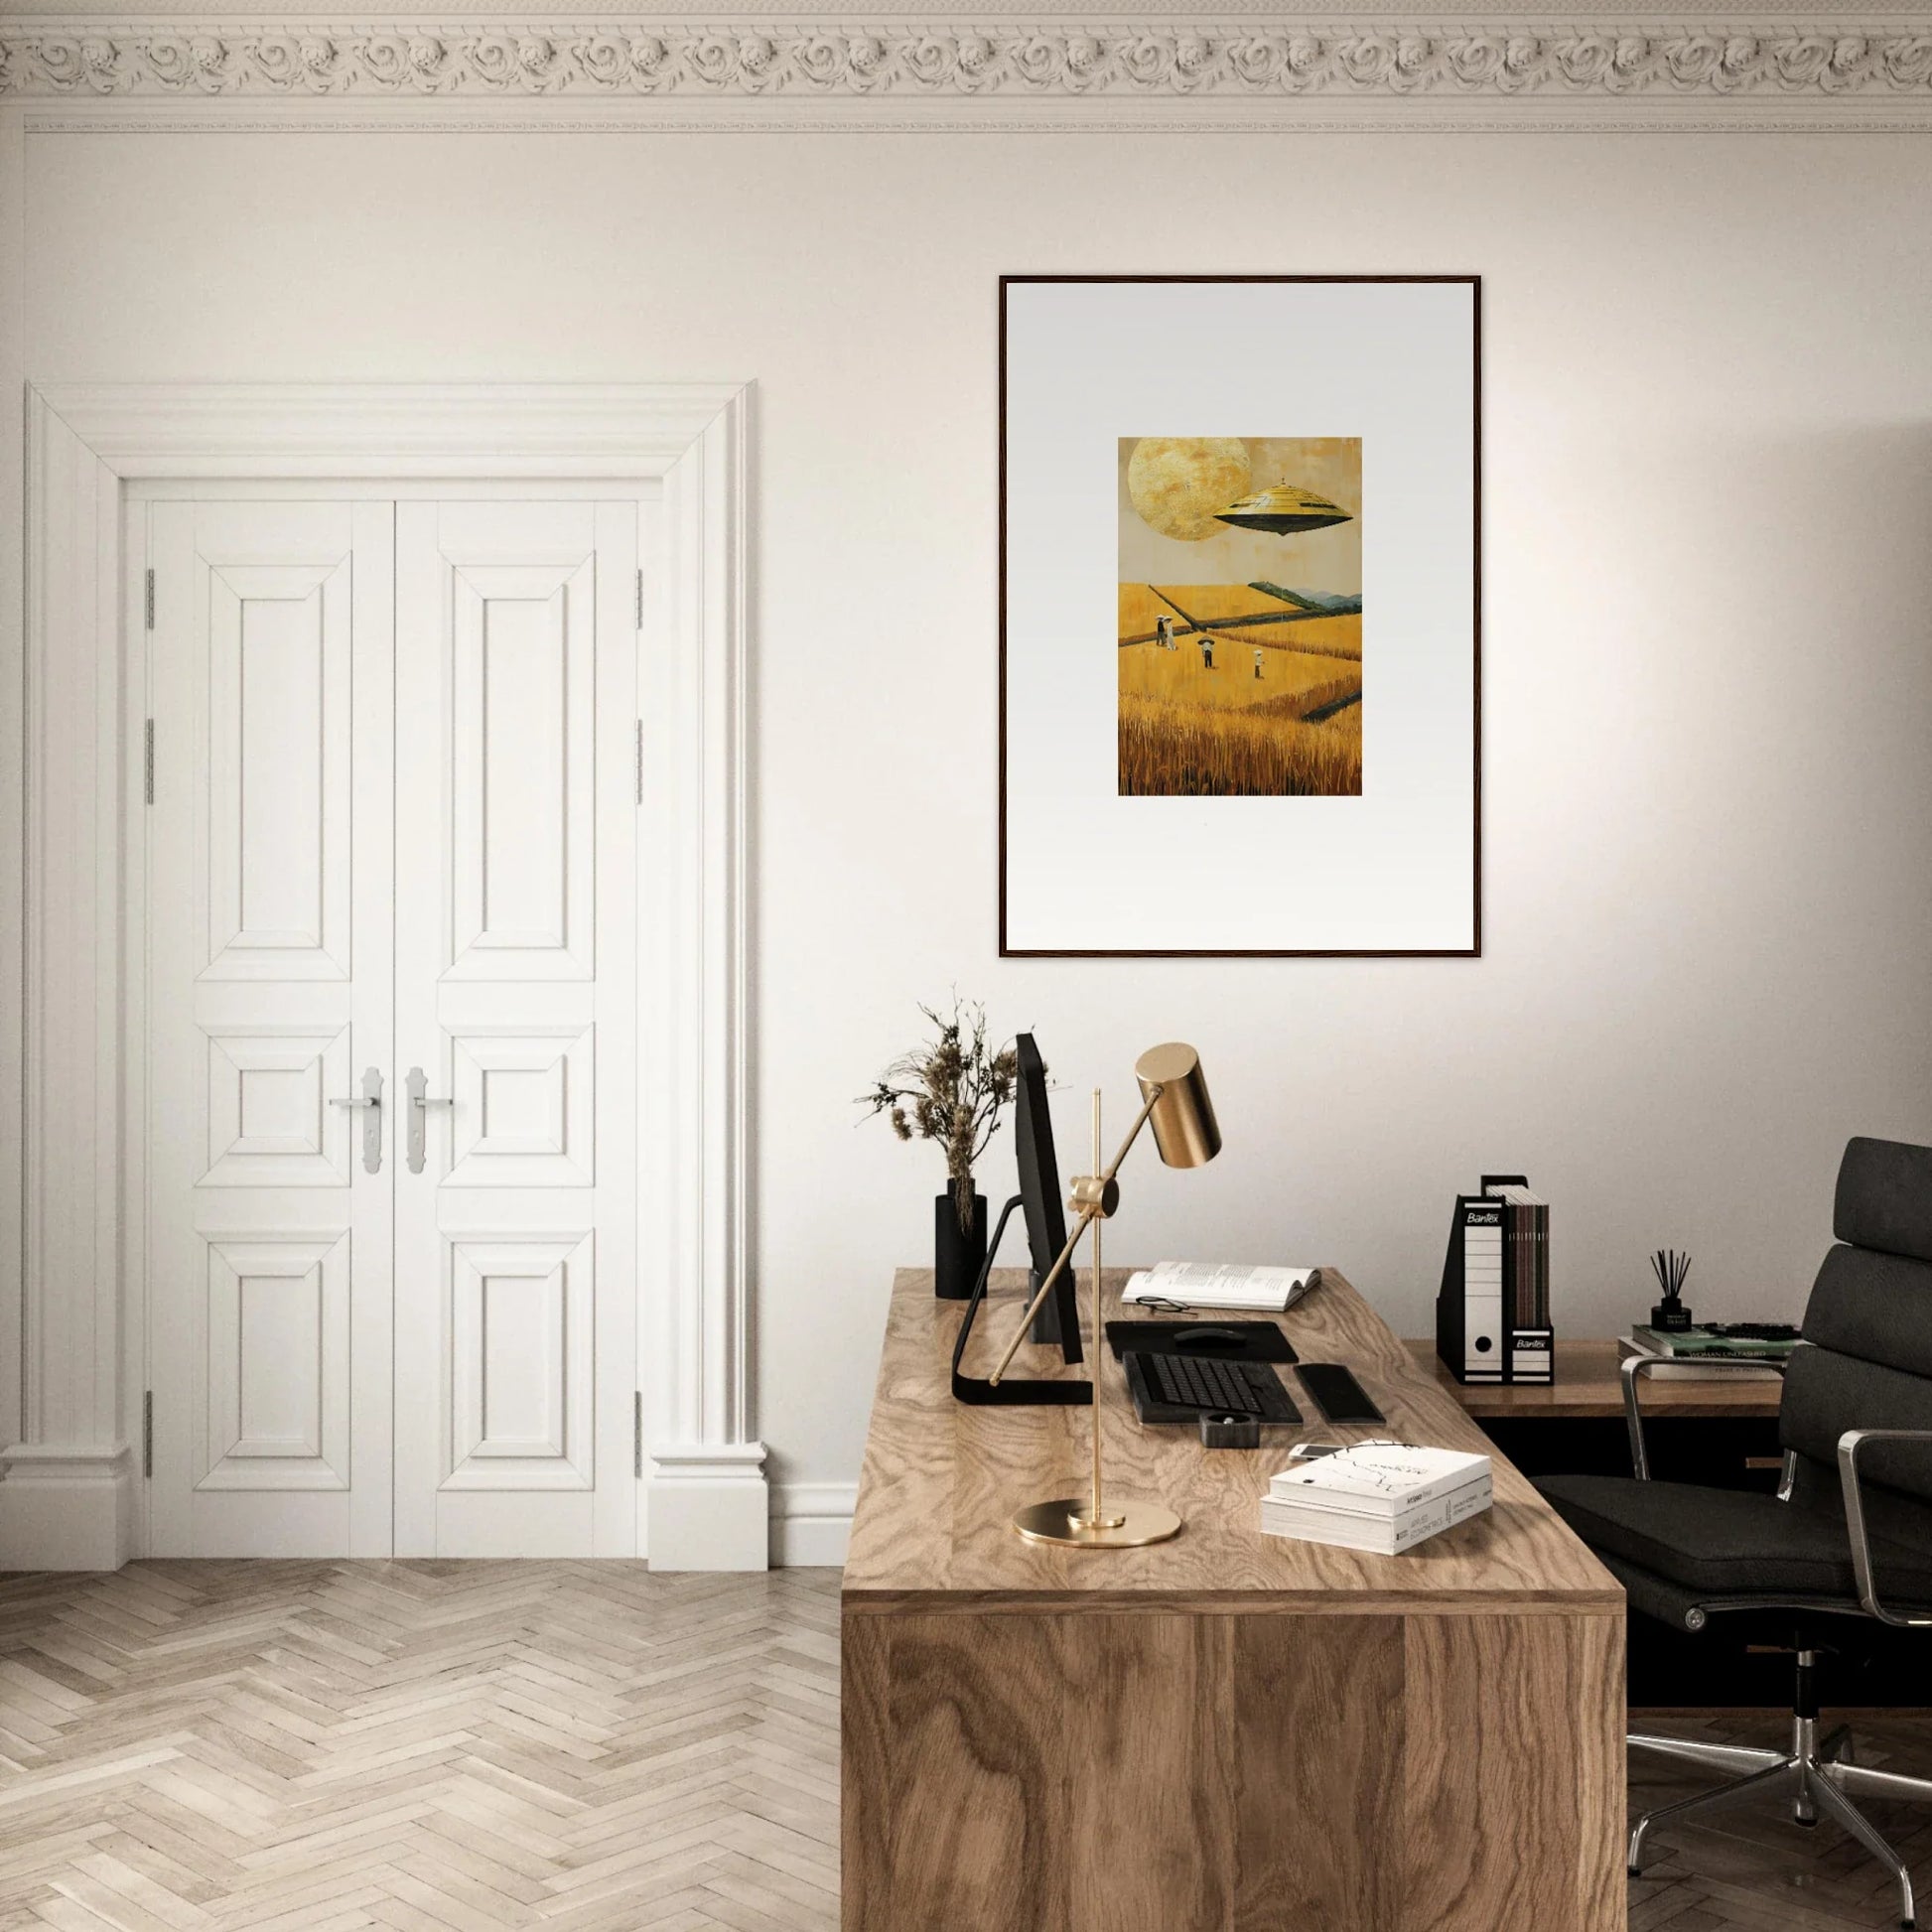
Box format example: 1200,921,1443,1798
999,274,1480,957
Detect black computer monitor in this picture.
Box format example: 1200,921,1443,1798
949,1031,1089,1406
1014,1034,1082,1362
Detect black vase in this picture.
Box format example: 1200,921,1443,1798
934,1187,989,1301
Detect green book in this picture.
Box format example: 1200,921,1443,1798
1630,1324,1797,1360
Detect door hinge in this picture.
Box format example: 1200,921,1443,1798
142,1391,153,1478
634,567,644,631
634,720,644,806
144,720,155,805
633,1392,643,1479
144,568,155,631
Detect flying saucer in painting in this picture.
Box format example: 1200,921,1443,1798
1213,484,1353,536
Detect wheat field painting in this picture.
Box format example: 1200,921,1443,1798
1119,437,1362,797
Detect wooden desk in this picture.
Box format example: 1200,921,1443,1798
1406,1337,1783,1420
843,1269,1626,1932
1411,1336,1830,1712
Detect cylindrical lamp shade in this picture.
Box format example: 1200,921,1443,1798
1134,1042,1221,1169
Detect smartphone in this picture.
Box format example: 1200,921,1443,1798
1297,1363,1385,1425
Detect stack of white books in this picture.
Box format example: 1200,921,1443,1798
1121,1260,1317,1312
1260,1444,1493,1555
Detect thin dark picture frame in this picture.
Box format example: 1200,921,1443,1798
997,272,1482,959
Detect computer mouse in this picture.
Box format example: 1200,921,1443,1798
1174,1327,1246,1350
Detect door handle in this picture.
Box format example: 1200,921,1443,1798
330,1066,384,1174
405,1065,454,1175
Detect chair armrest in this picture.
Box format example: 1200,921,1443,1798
1621,1351,1789,1481
1837,1429,1932,1627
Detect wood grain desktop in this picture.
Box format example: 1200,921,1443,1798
842,1268,1627,1932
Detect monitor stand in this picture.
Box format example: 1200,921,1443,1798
1030,1270,1070,1347
951,1195,1091,1407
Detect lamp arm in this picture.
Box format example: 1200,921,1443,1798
1096,1086,1165,1189
986,1084,1165,1388
984,1207,1097,1388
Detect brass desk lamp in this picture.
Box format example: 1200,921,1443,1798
987,1042,1221,1548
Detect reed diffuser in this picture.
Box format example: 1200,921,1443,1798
1649,1248,1694,1332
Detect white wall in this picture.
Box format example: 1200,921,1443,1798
19,127,1932,1542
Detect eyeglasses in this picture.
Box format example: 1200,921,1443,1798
1286,1438,1409,1461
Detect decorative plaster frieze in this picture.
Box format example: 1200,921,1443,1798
3,19,1931,106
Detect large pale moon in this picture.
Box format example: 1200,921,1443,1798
1127,438,1252,543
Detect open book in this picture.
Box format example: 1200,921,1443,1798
1121,1261,1318,1313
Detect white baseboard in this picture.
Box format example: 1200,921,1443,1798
646,1442,769,1571
0,1443,849,1573
770,1481,855,1568
0,1445,136,1572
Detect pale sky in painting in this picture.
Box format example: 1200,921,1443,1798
1117,436,1363,592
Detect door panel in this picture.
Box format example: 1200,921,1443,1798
201,1026,353,1187
393,501,637,1557
199,1232,349,1489
446,1026,595,1188
148,501,395,1557
449,561,595,978
204,563,352,978
146,493,637,1560
447,1231,594,1488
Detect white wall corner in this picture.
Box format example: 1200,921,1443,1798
11,386,128,1579
637,383,761,1572
0,1444,135,1571
647,1443,770,1571
770,1481,855,1569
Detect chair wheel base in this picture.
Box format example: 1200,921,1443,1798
1795,1816,1818,1828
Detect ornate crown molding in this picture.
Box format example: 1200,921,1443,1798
3,17,1931,116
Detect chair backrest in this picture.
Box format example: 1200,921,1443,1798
1780,1138,1932,1545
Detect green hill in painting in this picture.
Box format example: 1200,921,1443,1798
1249,582,1362,617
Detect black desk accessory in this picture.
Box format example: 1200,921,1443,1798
1198,1414,1261,1449
1123,1351,1302,1426
1706,1320,1800,1343
1297,1362,1385,1426
1649,1247,1694,1332
1104,1319,1297,1365
1012,1034,1083,1353
948,1033,1089,1407
1437,1172,1554,1386
951,1195,1090,1407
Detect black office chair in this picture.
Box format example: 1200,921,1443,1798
1538,1136,1932,1930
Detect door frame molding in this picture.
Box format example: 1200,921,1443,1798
3,382,764,1571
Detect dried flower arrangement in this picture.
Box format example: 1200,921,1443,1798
860,998,1020,1235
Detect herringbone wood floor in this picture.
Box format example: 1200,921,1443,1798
0,1564,840,1932
1,1564,1928,1929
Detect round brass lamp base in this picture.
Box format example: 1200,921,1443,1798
1012,1498,1182,1549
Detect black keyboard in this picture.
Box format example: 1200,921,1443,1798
1126,1351,1302,1424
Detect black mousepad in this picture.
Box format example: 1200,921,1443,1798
1104,1319,1297,1365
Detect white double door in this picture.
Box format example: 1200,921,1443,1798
146,495,639,1558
